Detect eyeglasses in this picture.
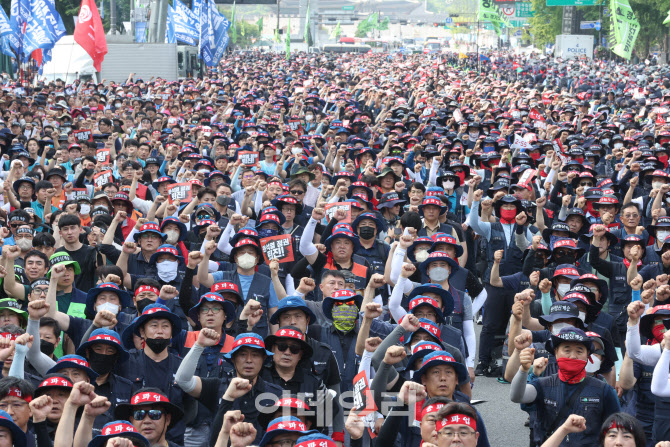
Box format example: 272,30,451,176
275,342,302,354
623,214,639,219
414,311,437,319
242,175,255,179
31,287,48,295
438,429,476,439
200,306,223,315
132,409,164,421
290,190,305,196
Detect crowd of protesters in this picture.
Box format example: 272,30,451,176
0,49,666,447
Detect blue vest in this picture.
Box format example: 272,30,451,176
645,245,662,268
220,270,272,338
91,374,133,435
484,222,524,283
533,375,610,446
633,362,655,440
319,325,359,393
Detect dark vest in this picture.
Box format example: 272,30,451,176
533,375,610,446
484,222,524,283
220,270,272,337
319,325,358,393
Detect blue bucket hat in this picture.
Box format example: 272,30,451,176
419,251,459,275
151,176,176,190
223,332,274,361
323,229,361,253
408,296,446,324
0,410,26,447
132,222,166,242
88,421,150,447
269,296,317,325
408,283,453,313
148,244,185,264
322,289,363,321
160,217,187,242
188,292,236,326
403,318,442,346
46,355,99,381
546,326,593,355
405,341,444,372
352,212,388,233
413,350,469,383
259,416,317,447
76,328,130,363
132,304,182,336
295,433,338,447
85,282,132,316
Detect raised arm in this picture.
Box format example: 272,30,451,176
44,266,71,331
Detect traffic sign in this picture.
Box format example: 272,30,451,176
580,20,599,29
502,5,515,15
445,17,453,23
547,0,595,5
594,21,601,30
342,5,355,10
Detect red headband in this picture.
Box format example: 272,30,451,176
420,403,445,419
6,387,31,403
135,285,159,297
436,414,477,431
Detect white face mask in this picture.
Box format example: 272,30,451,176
428,266,450,283
156,260,178,282
80,204,91,215
164,229,180,245
578,311,586,323
614,143,623,149
305,114,314,121
653,181,665,190
556,283,571,298
237,253,257,270
444,180,456,190
16,238,32,251
96,302,119,316
551,322,572,336
415,250,430,263
658,231,670,244
585,355,601,373
291,147,303,155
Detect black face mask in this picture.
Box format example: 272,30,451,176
358,226,376,240
145,338,170,353
40,340,55,357
533,256,546,269
136,298,155,314
554,254,576,266
87,351,117,375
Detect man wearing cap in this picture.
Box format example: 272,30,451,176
174,331,283,445
510,326,620,446
377,191,406,231
101,218,164,290
119,304,191,445
198,238,277,337
43,252,87,319
114,388,183,447
298,208,372,295
256,416,316,447
470,190,536,376
375,350,489,447
0,407,27,447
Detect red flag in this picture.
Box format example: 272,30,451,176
74,0,107,72
529,108,545,121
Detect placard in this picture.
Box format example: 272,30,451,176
260,234,295,263
167,182,192,204
73,129,93,142
325,202,352,223
351,371,378,417
518,168,537,188
238,151,259,166
71,188,89,200
288,119,302,131
93,170,113,188
96,148,110,163
529,108,545,121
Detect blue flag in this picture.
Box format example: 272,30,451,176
198,0,213,65
166,5,176,43
0,7,18,58
22,0,66,59
209,4,230,65
173,0,198,45
191,0,202,30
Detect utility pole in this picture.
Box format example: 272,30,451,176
110,0,117,34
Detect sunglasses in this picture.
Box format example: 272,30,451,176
275,342,302,354
290,190,305,196
335,299,356,306
133,409,164,421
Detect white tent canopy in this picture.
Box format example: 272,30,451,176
40,36,98,84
